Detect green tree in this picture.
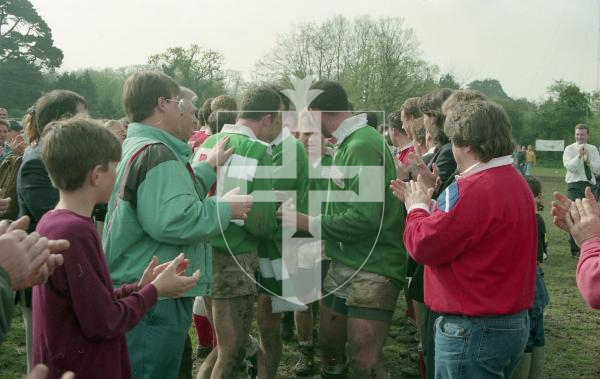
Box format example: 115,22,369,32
49,71,99,115
494,96,534,144
87,68,130,119
0,57,46,115
0,0,63,69
0,0,63,116
548,80,590,120
439,73,461,90
148,45,227,102
536,81,590,142
467,79,508,99
515,80,590,164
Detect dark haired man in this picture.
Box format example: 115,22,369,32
18,90,88,232
253,84,310,379
15,89,87,373
196,85,280,379
562,123,600,257
286,79,406,378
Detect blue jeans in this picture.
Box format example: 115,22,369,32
525,162,533,176
434,311,529,379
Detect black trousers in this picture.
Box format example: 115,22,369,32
567,181,598,255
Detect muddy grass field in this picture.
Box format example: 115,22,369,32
1,166,599,378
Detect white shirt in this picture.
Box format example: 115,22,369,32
332,113,368,145
563,142,600,184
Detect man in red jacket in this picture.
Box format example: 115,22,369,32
391,100,537,378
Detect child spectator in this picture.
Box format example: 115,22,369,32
513,176,550,379
32,117,200,379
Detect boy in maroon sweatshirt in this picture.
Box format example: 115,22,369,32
32,117,200,379
391,100,537,379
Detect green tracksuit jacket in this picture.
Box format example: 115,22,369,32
103,123,232,297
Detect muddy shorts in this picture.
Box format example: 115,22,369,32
322,260,399,322
211,250,258,299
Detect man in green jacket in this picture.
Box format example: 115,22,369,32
285,80,407,379
196,86,280,379
103,71,251,379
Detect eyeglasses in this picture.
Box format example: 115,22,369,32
163,98,186,113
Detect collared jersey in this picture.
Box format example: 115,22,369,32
320,115,407,287
404,160,537,316
198,124,278,255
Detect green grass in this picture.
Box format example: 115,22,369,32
2,166,599,378
527,166,600,379
0,306,27,378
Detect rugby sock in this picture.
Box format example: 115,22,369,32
193,314,214,348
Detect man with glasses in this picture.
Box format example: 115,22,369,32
103,71,252,379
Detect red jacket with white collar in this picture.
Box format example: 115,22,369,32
404,162,537,316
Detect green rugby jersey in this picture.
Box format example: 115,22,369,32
197,124,278,255
319,115,407,287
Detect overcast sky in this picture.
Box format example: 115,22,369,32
29,0,598,101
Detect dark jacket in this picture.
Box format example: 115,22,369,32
428,143,457,197
16,145,59,233
15,145,59,307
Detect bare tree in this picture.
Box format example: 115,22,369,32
254,15,435,114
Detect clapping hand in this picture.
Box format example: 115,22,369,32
151,253,200,298
138,255,190,289
390,174,434,210
565,197,600,246
0,216,68,290
8,134,26,156
407,153,441,192
552,187,599,231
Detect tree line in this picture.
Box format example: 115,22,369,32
1,0,599,148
